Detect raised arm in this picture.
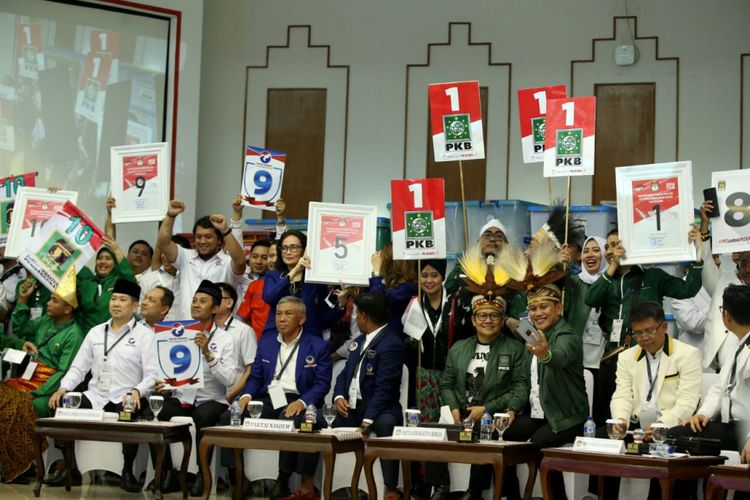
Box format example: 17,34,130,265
157,200,185,264
209,214,246,276
105,195,116,239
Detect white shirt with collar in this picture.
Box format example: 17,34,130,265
699,331,750,427
274,331,302,395
175,324,241,406
220,315,257,369
173,245,242,320
139,267,182,322
334,325,386,404
60,317,157,409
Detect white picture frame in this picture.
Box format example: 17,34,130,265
110,142,170,223
615,161,696,265
5,187,78,258
711,169,750,254
306,202,377,286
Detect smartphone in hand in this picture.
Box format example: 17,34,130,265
515,317,538,346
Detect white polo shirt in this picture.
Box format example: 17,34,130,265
173,246,242,320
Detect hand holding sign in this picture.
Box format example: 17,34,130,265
154,321,204,389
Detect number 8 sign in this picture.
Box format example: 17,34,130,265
242,146,286,207
712,169,750,254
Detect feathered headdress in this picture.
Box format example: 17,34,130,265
458,245,510,296
531,202,585,250
492,239,567,292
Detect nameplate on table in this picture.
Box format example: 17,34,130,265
392,426,448,442
573,436,626,454
54,409,104,421
242,418,295,432
2,348,27,364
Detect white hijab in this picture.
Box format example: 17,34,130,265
578,236,608,285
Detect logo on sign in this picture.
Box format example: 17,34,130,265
405,211,435,249
443,114,473,152
260,151,272,164
532,117,546,145
36,231,82,278
127,337,136,345
171,323,185,337
555,129,583,166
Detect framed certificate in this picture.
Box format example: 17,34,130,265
306,202,377,286
615,161,696,265
5,187,78,258
0,172,37,247
110,142,170,223
711,169,750,254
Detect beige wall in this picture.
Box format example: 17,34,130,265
196,0,750,219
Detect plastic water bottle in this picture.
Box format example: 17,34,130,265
123,391,135,413
230,401,242,426
583,416,596,438
480,411,493,441
305,404,317,424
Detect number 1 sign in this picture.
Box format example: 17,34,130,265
154,320,204,389
5,187,78,258
428,81,485,162
615,161,696,265
110,142,170,223
18,201,104,292
0,172,37,247
241,146,285,207
711,169,750,254
391,179,446,259
543,96,596,177
517,85,567,163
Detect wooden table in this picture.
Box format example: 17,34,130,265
32,418,192,499
362,438,538,500
540,447,726,500
198,427,365,500
705,465,750,500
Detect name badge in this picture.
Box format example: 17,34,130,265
610,319,624,343
348,385,358,409
497,354,511,371
30,307,43,320
97,366,112,391
268,381,287,410
392,426,448,441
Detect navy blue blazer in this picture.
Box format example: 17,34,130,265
333,326,404,422
243,330,332,407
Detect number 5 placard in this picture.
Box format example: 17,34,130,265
428,81,485,162
241,145,285,207
711,169,750,254
154,320,204,389
110,142,170,223
5,187,78,258
615,161,696,265
306,202,377,286
391,179,446,259
543,96,596,177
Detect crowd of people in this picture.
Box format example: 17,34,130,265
0,193,748,500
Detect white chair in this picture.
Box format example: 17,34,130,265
319,364,409,499
75,412,149,479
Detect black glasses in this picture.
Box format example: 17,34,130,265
474,312,502,322
632,322,664,339
480,231,506,241
281,244,303,253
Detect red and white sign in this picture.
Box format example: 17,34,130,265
111,142,170,223
242,146,285,207
428,81,485,162
154,320,205,390
632,178,680,224
122,154,158,190
517,85,567,163
543,96,596,177
5,187,78,258
0,172,37,247
75,30,119,123
18,201,104,291
16,23,45,79
390,179,446,259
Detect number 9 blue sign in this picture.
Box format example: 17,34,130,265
170,345,191,375
242,146,286,206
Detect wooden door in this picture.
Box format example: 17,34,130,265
265,89,327,218
593,83,655,204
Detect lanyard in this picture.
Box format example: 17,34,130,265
104,322,131,358
223,316,234,331
421,289,446,337
275,340,300,381
645,354,660,402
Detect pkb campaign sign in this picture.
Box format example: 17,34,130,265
428,81,485,161
390,179,446,259
543,96,596,177
154,320,204,389
517,85,567,163
242,146,286,207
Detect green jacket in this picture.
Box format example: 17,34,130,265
9,303,84,398
584,264,702,348
13,280,52,318
536,317,589,432
75,259,136,334
563,274,592,337
442,333,530,415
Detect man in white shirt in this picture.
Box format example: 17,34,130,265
139,235,191,322
49,279,157,493
139,286,174,329
156,200,246,320
215,282,256,401
671,284,750,458
150,280,241,496
238,297,332,500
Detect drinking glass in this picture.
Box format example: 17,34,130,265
404,409,421,427
606,419,627,440
323,404,336,429
493,413,510,442
67,392,82,409
248,401,263,419
651,423,669,445
149,395,164,422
